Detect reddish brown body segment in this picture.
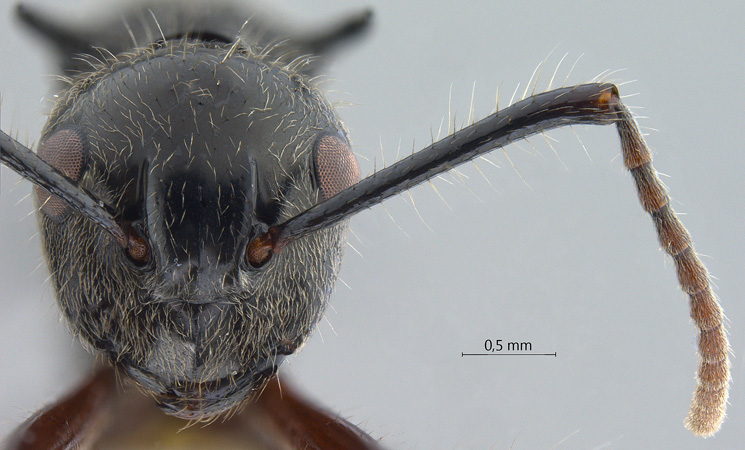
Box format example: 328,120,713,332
6,368,116,450
254,378,381,450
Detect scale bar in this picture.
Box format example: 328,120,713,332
461,352,557,357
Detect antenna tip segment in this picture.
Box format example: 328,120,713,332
685,381,728,437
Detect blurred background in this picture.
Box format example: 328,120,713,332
1,1,744,448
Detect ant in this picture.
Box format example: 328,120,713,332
0,0,732,450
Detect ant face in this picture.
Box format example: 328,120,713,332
0,1,742,448
34,40,358,418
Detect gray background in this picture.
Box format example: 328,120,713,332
1,1,744,449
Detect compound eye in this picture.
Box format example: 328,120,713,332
34,127,87,220
312,132,360,200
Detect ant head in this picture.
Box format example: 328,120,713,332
36,40,359,418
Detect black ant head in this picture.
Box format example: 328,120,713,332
36,39,360,419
